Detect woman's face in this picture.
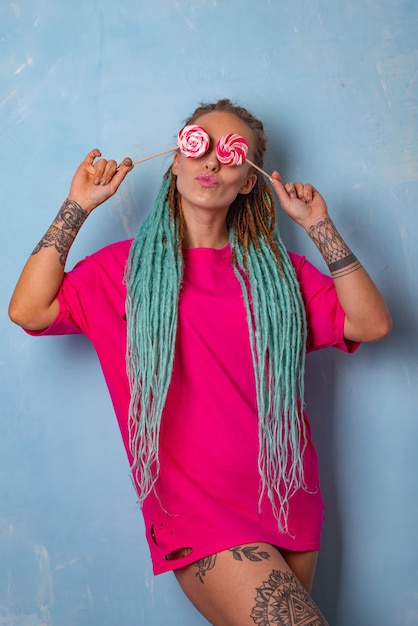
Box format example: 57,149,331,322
171,111,258,218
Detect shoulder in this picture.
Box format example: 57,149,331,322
287,250,305,274
68,239,133,279
60,239,133,297
85,239,133,268
286,250,331,287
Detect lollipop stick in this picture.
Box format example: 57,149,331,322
126,147,272,182
131,146,177,166
246,158,273,182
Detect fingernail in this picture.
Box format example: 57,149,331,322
101,178,107,185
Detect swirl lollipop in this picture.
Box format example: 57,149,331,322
177,125,210,158
216,133,248,166
216,133,273,181
129,125,272,182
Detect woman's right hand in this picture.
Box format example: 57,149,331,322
8,149,133,330
68,149,133,213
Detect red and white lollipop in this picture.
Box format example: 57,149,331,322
217,133,273,180
216,133,248,166
176,125,210,158
130,124,272,181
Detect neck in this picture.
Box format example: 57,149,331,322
182,208,229,249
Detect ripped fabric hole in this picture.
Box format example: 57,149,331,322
164,547,193,561
150,525,158,545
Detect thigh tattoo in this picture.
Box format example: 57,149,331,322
230,545,271,563
251,570,329,626
193,555,217,583
193,545,271,584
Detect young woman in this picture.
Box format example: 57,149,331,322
9,99,391,625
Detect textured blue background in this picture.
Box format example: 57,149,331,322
1,1,417,624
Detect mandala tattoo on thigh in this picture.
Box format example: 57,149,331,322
251,570,328,626
193,555,217,584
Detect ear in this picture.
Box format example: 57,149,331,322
171,152,180,176
239,172,257,195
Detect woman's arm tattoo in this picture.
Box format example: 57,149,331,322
31,199,88,267
308,217,362,278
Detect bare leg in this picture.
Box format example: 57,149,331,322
278,547,319,593
174,542,328,626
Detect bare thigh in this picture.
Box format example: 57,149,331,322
278,547,319,593
174,542,328,626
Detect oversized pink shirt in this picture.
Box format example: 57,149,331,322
28,240,358,574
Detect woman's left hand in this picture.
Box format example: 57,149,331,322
270,171,328,229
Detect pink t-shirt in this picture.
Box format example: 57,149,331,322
28,240,358,574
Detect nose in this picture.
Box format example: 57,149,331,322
203,144,220,172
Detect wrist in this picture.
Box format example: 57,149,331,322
307,217,362,278
302,213,331,233
60,198,90,230
67,196,95,215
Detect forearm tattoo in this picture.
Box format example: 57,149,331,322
308,218,362,278
251,569,329,625
31,199,88,266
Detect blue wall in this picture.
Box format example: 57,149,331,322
1,1,417,624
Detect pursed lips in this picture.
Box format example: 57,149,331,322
196,174,219,188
